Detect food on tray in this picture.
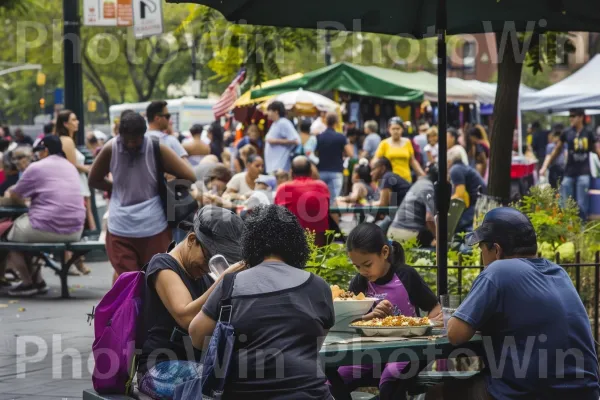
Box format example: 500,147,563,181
331,285,366,301
352,315,431,327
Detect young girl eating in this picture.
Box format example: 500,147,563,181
338,223,442,400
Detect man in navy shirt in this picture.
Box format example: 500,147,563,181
540,108,600,220
448,146,486,233
440,208,600,400
315,112,354,203
371,157,410,207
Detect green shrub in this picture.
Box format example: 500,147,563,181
305,230,356,288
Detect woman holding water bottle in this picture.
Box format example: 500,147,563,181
338,223,442,400
136,206,245,400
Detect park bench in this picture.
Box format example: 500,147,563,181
408,370,480,395
83,372,480,400
0,238,105,298
83,389,377,400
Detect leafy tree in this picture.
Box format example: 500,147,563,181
202,20,318,92
488,31,574,201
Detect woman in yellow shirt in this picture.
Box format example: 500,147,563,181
373,117,425,183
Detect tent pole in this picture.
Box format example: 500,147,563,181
436,0,449,296
517,104,523,157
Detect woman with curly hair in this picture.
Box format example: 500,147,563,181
189,204,335,399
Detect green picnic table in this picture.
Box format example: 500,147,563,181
319,330,484,399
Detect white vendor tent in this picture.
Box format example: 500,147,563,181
447,78,537,104
520,55,600,112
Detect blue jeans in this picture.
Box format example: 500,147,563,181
139,361,202,400
319,171,343,204
560,175,591,220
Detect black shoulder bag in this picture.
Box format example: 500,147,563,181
151,136,198,228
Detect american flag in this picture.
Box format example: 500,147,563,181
212,68,246,119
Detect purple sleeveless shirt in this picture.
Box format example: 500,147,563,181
367,274,416,317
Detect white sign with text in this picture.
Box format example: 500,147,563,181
83,0,133,27
133,0,164,39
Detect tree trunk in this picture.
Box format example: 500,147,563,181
488,34,524,202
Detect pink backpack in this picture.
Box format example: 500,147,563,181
92,270,146,394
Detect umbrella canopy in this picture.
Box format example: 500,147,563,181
170,0,600,296
234,73,304,108
250,62,476,103
260,89,340,115
520,54,600,112
170,0,599,38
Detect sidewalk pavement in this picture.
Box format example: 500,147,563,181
0,261,113,400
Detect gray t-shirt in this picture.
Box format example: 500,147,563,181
203,261,334,400
146,130,188,158
264,118,300,173
362,133,381,158
391,178,435,231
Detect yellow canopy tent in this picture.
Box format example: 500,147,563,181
233,73,304,108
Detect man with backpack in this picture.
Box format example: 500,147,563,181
88,112,195,283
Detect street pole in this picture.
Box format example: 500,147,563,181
436,0,449,296
325,31,332,66
191,36,197,81
63,0,85,145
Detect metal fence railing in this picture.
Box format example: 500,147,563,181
413,251,600,344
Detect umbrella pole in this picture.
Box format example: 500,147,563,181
436,0,449,296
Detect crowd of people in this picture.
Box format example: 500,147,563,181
3,99,599,297
0,98,599,400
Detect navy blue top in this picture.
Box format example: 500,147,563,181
379,171,411,207
560,127,596,177
316,128,348,172
454,258,599,399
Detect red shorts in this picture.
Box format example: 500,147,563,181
106,228,172,275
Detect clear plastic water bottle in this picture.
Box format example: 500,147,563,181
208,255,230,280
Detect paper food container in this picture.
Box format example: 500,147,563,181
331,298,376,333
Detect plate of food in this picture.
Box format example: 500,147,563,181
331,285,376,332
351,316,434,337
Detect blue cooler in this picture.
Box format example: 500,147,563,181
591,178,600,190
589,191,600,220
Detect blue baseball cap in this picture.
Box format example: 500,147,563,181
465,207,537,250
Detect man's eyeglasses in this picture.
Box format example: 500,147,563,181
12,155,29,162
158,113,171,120
569,114,578,119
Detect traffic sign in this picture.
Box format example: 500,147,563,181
54,88,64,105
133,0,164,39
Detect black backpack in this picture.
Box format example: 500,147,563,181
151,136,198,228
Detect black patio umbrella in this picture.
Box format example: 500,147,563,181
170,0,600,294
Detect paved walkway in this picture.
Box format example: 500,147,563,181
0,261,113,400
0,217,361,400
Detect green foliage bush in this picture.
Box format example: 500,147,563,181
305,231,356,288
305,187,600,320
